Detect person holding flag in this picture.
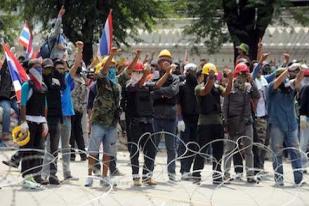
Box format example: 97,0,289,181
0,44,28,146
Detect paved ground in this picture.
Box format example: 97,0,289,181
0,150,309,206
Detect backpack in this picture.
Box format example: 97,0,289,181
39,34,60,58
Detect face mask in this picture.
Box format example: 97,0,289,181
108,67,117,83
152,70,160,80
127,72,143,87
43,67,53,76
29,67,43,89
186,73,198,86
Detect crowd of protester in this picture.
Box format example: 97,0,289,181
0,7,309,190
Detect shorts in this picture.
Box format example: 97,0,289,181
88,124,117,156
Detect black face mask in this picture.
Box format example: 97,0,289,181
53,70,66,90
186,73,198,86
76,67,82,74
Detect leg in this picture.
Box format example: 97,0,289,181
242,125,254,177
74,111,86,160
270,126,285,184
300,127,309,169
179,121,191,174
127,119,142,178
223,133,238,178
70,114,77,160
142,122,156,179
0,100,12,138
212,125,224,181
48,118,61,178
254,118,267,174
103,126,117,177
192,125,210,179
21,122,36,177
163,119,177,176
87,124,104,176
60,116,72,178
286,129,303,184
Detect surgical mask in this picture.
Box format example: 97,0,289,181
108,67,117,83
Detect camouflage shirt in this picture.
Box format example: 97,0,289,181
91,77,121,127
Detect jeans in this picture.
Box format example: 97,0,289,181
300,127,309,169
270,126,303,184
0,99,19,134
224,124,254,177
153,118,177,175
60,116,72,178
178,119,198,174
42,116,72,178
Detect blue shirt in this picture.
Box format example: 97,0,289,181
61,73,75,116
267,82,298,132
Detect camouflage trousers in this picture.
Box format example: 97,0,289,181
253,117,268,172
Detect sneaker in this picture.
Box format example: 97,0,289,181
110,169,124,177
133,178,142,187
181,173,194,181
234,173,243,181
34,176,48,185
22,176,43,190
213,177,223,185
142,178,157,186
192,177,201,185
80,155,87,161
2,160,19,168
303,169,307,174
70,156,76,161
85,176,93,187
168,174,178,182
295,180,306,187
247,177,259,184
100,176,117,187
64,175,79,181
93,168,101,176
49,176,60,185
274,181,284,187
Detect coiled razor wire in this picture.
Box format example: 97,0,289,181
0,131,308,206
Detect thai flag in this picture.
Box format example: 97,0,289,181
2,44,29,102
98,10,113,57
19,23,34,59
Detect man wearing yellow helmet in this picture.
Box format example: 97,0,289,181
151,49,180,182
192,63,233,185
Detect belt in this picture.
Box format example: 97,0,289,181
256,115,268,119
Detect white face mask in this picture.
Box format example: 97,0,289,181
127,72,143,87
152,70,160,80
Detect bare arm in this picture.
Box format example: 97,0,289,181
222,72,233,96
70,41,84,78
127,49,142,71
273,69,289,90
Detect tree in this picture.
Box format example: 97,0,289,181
3,0,168,64
181,0,309,63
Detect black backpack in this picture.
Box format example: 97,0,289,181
39,34,60,58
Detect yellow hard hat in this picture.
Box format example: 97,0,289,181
202,63,218,75
12,126,30,147
158,49,172,59
95,56,116,74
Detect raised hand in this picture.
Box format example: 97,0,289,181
58,5,65,17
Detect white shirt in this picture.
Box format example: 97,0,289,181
255,76,268,117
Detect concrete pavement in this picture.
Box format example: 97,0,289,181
0,150,309,206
